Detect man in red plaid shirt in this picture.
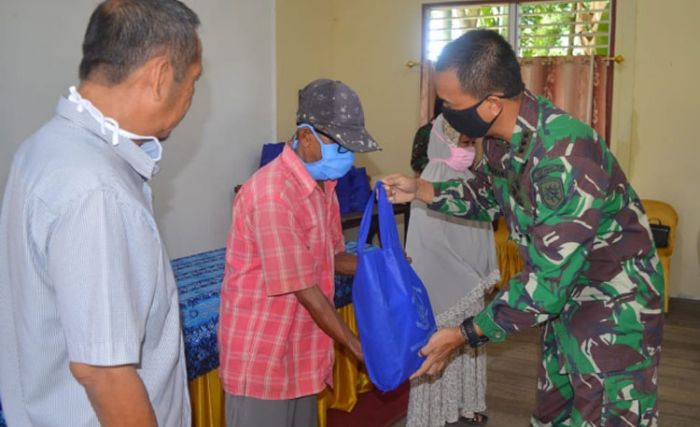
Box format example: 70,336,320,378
219,79,380,427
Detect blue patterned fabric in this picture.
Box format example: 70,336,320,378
172,248,226,380
333,273,354,308
333,241,379,308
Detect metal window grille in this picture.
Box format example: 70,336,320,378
424,1,612,61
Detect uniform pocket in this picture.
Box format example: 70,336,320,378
600,366,658,426
600,397,640,426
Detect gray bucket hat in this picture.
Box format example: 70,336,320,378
296,79,380,153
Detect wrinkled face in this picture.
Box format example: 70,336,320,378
156,58,202,140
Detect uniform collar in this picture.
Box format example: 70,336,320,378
55,96,160,180
509,89,540,166
279,143,337,198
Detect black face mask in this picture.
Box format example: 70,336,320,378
441,95,502,139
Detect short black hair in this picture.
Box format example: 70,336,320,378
435,29,523,99
79,0,200,85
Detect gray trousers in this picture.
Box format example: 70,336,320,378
225,393,318,427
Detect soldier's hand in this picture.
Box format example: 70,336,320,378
382,174,418,204
410,327,465,379
383,174,438,205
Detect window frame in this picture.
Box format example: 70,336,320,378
421,0,617,143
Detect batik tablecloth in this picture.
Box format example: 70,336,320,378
172,248,227,381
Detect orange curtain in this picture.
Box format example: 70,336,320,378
520,56,611,138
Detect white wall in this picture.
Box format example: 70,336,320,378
0,0,276,259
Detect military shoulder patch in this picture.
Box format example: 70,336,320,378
537,177,565,210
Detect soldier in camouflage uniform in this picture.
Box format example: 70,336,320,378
384,30,663,426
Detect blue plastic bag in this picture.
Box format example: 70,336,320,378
352,182,437,392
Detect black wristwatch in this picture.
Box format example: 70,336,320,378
459,316,489,348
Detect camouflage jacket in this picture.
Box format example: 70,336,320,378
429,90,664,374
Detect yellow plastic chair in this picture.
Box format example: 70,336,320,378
493,217,524,290
641,199,678,313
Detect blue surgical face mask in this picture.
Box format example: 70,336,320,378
293,124,355,180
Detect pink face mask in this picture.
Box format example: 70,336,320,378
440,144,475,172
431,126,476,172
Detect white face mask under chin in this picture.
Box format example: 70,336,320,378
66,86,162,161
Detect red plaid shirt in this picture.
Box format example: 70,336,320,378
218,144,344,399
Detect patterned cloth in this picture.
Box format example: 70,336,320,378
219,144,344,400
406,115,499,426
429,90,664,424
408,295,488,427
410,122,433,174
533,324,659,425
334,241,378,307
172,248,226,380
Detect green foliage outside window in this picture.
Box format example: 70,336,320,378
426,1,611,60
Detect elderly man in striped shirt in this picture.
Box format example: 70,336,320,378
0,1,201,426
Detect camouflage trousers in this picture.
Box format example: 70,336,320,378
531,324,659,426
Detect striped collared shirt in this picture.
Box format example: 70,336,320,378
0,94,190,426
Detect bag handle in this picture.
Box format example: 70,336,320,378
357,181,401,254
648,217,665,226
